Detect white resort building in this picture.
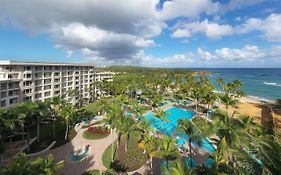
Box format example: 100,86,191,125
0,60,116,108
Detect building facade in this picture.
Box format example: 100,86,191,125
95,71,115,82
0,61,96,108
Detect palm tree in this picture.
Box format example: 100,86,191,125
57,102,75,140
118,117,136,152
66,89,83,107
219,94,238,109
138,133,158,171
1,153,64,175
154,109,169,131
47,97,64,139
161,159,189,175
105,102,122,161
202,91,217,111
216,77,224,86
137,118,152,139
152,136,179,163
175,119,203,167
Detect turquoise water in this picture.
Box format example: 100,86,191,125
192,68,281,100
68,147,89,162
143,107,215,153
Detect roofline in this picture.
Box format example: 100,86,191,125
0,60,95,67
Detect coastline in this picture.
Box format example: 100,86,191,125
213,90,276,104
241,95,275,104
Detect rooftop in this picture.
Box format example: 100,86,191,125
0,60,95,67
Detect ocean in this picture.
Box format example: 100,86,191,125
191,68,281,101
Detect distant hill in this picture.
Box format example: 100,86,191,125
97,66,198,75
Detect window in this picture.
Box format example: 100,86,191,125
23,73,32,79
35,86,42,92
23,89,32,94
1,83,7,90
35,66,43,71
24,66,31,71
23,81,32,87
44,79,51,84
9,97,18,105
35,93,42,99
1,100,6,107
1,91,7,98
44,91,51,97
23,96,31,101
35,80,42,86
44,85,51,90
35,73,42,78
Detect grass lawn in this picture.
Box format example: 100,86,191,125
26,120,77,153
84,98,112,114
102,140,117,168
192,116,213,137
102,131,148,172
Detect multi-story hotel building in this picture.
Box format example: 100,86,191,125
0,60,96,108
95,71,115,82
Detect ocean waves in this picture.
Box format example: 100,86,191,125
263,82,281,87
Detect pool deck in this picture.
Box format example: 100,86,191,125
30,124,115,175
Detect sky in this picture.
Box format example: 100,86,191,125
0,0,281,68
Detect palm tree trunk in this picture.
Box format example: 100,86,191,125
111,128,114,161
125,134,129,152
27,124,30,152
65,124,69,140
37,116,40,143
189,138,192,167
150,156,153,172
52,117,56,139
22,125,25,140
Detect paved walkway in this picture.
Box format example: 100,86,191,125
35,125,115,175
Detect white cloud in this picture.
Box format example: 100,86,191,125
137,44,281,67
139,51,195,67
171,19,234,39
215,45,266,61
171,29,191,38
159,0,220,20
51,23,156,61
238,13,281,41
0,0,165,64
171,13,281,41
197,48,216,61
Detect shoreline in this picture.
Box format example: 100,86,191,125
213,90,275,104
241,95,275,104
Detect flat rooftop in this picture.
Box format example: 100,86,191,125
0,60,95,67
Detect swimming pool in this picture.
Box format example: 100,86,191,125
143,107,215,153
68,146,89,162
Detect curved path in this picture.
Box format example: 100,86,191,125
37,125,115,175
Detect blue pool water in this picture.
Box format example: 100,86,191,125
143,107,215,153
68,147,89,162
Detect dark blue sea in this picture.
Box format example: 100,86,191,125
191,68,281,100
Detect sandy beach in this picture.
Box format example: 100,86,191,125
219,96,281,129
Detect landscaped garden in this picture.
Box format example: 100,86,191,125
83,126,110,140
102,131,148,172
